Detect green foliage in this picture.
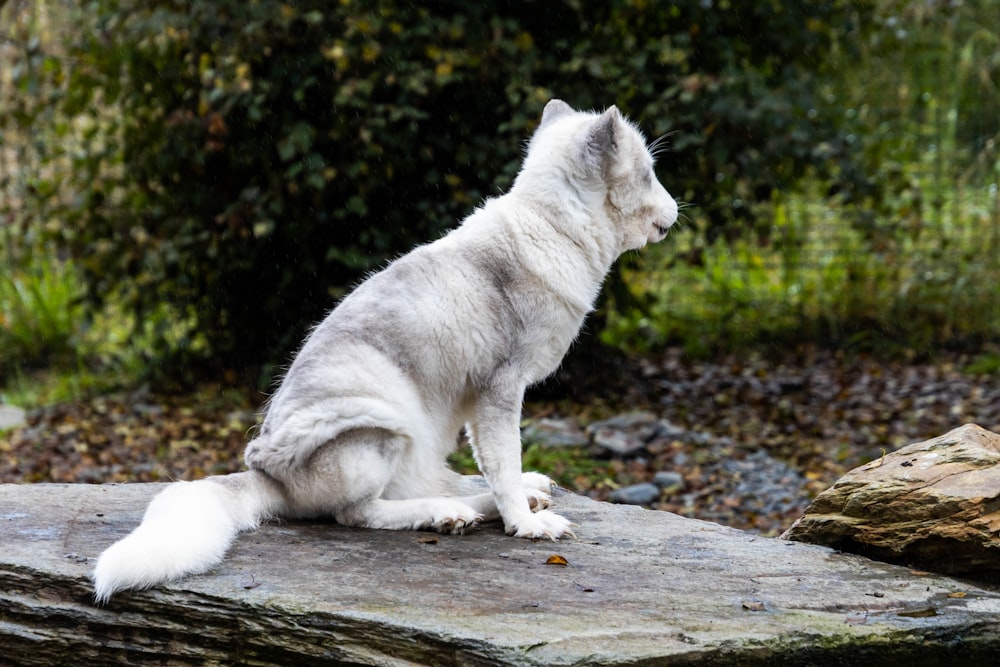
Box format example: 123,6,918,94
600,0,1000,359
0,246,82,373
449,440,612,491
965,352,1000,376
0,239,150,403
832,0,1000,240
604,184,1000,359
2,0,874,382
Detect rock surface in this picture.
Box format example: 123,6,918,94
4,482,1000,665
0,404,26,431
782,423,1000,579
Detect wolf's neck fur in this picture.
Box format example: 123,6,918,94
480,188,612,320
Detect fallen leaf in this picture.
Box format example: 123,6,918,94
741,600,766,611
909,570,931,576
897,606,937,618
418,535,439,544
865,448,887,470
545,554,569,566
947,591,967,599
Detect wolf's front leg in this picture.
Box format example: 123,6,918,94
469,381,573,540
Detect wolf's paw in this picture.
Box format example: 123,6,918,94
429,501,483,535
507,509,575,540
522,472,554,512
521,471,555,493
525,487,552,512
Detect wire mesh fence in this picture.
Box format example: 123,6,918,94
607,1,1000,353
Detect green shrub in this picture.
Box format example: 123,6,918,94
3,0,873,384
0,247,82,373
598,1,1000,359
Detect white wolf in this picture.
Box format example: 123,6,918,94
93,99,677,602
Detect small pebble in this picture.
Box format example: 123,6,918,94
609,482,660,505
590,428,646,456
653,471,684,491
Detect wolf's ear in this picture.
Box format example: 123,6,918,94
588,106,621,153
540,99,575,128
584,106,622,174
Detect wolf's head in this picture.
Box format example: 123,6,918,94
515,99,678,255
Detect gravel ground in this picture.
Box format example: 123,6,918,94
3,347,999,536
524,347,1000,533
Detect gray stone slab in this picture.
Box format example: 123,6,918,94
2,482,999,665
0,404,25,430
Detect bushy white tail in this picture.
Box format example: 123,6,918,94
93,471,285,603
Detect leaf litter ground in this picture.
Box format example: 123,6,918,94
2,348,998,536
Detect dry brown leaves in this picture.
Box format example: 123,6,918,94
0,386,257,484
2,348,999,540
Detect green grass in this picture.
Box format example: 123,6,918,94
0,248,81,371
449,440,614,491
965,350,1000,376
606,211,997,360
602,2,1000,362
606,166,1000,361
0,244,146,407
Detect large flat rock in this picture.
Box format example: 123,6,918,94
2,482,999,665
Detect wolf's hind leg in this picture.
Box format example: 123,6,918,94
283,429,483,533
336,497,483,534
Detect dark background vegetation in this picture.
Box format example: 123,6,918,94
0,0,997,390
2,0,894,386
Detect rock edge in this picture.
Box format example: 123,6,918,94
783,423,1000,578
2,482,1000,666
